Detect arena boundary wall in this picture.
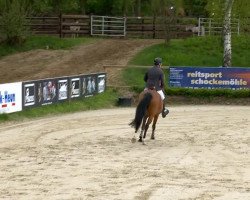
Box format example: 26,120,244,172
0,72,106,114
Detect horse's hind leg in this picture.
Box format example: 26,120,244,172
151,115,159,140
143,116,153,139
139,116,147,142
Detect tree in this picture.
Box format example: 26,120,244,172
78,0,87,14
0,0,30,45
121,0,135,16
111,0,135,16
151,0,183,45
223,0,234,67
206,0,250,67
183,0,208,17
136,0,141,16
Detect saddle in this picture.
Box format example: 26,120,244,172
145,86,156,90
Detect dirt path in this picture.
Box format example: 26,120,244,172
0,39,162,84
0,105,249,199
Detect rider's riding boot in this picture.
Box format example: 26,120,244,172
162,99,169,118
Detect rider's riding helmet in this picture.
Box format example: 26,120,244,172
154,57,162,65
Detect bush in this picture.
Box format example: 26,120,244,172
165,88,250,98
0,0,30,45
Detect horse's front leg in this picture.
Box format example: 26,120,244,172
151,115,159,140
139,116,147,143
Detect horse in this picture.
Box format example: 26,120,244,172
129,89,163,145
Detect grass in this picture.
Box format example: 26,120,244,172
0,35,116,123
0,35,99,58
123,66,171,88
0,88,119,123
129,35,250,67
1,35,249,122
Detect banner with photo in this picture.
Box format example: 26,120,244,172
22,81,37,108
70,77,81,98
84,75,97,97
169,67,250,89
37,79,57,105
81,75,87,97
1,72,107,114
0,82,22,113
58,78,69,101
97,73,106,93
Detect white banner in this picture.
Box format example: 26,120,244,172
0,82,22,114
97,74,106,93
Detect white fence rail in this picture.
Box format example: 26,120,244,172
198,18,240,36
91,15,126,37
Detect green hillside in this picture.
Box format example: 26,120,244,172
129,36,249,67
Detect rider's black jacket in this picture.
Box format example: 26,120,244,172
144,65,165,91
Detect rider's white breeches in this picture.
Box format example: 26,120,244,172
157,90,165,100
144,88,165,100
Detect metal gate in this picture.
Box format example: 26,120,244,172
91,15,126,37
198,18,240,36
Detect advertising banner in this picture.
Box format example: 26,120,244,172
85,75,97,97
169,67,250,89
70,77,80,98
0,82,22,113
97,74,106,93
23,82,36,108
37,79,57,105
58,78,69,101
81,75,87,97
1,72,107,114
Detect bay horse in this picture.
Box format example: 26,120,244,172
129,89,163,145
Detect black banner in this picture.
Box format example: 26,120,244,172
70,77,81,98
22,73,106,110
58,78,69,101
97,73,106,93
84,75,97,97
22,81,37,108
37,79,57,106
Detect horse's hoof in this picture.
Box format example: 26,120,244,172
138,138,142,142
131,137,136,143
151,137,155,140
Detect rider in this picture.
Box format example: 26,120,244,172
144,57,169,118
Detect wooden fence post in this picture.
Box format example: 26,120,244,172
141,18,144,37
153,15,156,39
89,14,92,36
59,13,62,38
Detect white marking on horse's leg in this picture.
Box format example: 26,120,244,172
142,137,145,145
139,129,143,139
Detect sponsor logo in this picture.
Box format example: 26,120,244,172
0,91,16,108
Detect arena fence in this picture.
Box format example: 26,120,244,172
0,72,107,114
26,15,199,39
0,15,249,39
198,18,240,36
169,67,250,89
91,15,126,37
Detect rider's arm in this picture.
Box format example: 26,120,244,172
144,72,148,82
160,72,165,89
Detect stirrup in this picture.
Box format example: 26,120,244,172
162,108,169,118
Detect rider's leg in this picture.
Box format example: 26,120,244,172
162,98,169,118
157,90,169,118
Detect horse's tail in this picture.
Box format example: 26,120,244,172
129,92,152,132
